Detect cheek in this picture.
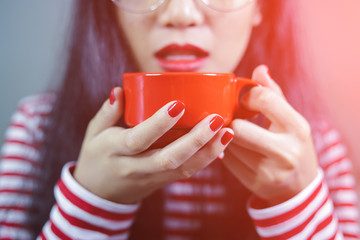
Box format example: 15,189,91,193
118,17,155,69
211,21,254,72
121,19,147,50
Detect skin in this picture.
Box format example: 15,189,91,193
115,0,262,73
74,0,318,207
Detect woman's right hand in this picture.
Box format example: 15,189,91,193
73,87,233,204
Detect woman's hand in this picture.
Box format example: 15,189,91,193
223,65,318,207
73,88,234,204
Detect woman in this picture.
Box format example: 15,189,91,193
0,0,358,239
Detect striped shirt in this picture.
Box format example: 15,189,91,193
0,94,359,239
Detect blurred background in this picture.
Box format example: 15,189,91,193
1,1,360,191
0,0,72,136
298,0,360,192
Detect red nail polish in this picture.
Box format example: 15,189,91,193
109,87,116,105
168,101,185,118
216,152,225,160
209,115,224,132
221,131,234,145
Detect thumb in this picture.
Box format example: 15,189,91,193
86,87,124,139
252,65,284,97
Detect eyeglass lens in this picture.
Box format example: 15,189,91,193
113,0,251,13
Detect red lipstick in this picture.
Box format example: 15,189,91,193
154,43,209,72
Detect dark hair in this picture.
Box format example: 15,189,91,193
33,0,321,238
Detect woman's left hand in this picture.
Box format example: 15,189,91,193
223,65,318,207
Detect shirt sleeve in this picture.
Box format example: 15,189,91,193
247,121,360,240
316,122,359,239
0,95,55,239
247,169,345,239
38,162,139,240
0,95,140,240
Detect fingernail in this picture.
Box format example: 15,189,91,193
221,130,234,145
216,152,225,160
266,68,273,79
168,101,185,118
109,87,116,105
209,115,224,132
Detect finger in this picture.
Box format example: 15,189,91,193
231,119,281,156
226,143,264,172
105,100,185,155
222,148,255,186
252,65,284,97
173,128,234,179
111,114,226,177
144,128,233,182
86,87,124,140
241,86,306,131
153,114,225,172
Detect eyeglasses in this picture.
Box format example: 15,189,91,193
112,0,254,14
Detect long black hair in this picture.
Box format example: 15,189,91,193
33,0,321,238
33,0,137,234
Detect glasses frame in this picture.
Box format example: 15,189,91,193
112,0,254,14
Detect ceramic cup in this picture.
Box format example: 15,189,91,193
123,72,258,129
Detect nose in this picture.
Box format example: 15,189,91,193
157,0,204,28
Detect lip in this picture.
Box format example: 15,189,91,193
154,43,209,72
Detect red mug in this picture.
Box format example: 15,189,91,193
123,72,258,127
123,72,258,147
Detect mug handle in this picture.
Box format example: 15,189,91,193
234,77,260,119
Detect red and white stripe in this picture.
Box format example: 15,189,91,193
248,170,338,239
39,163,139,240
0,94,359,239
316,121,360,239
0,94,53,239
